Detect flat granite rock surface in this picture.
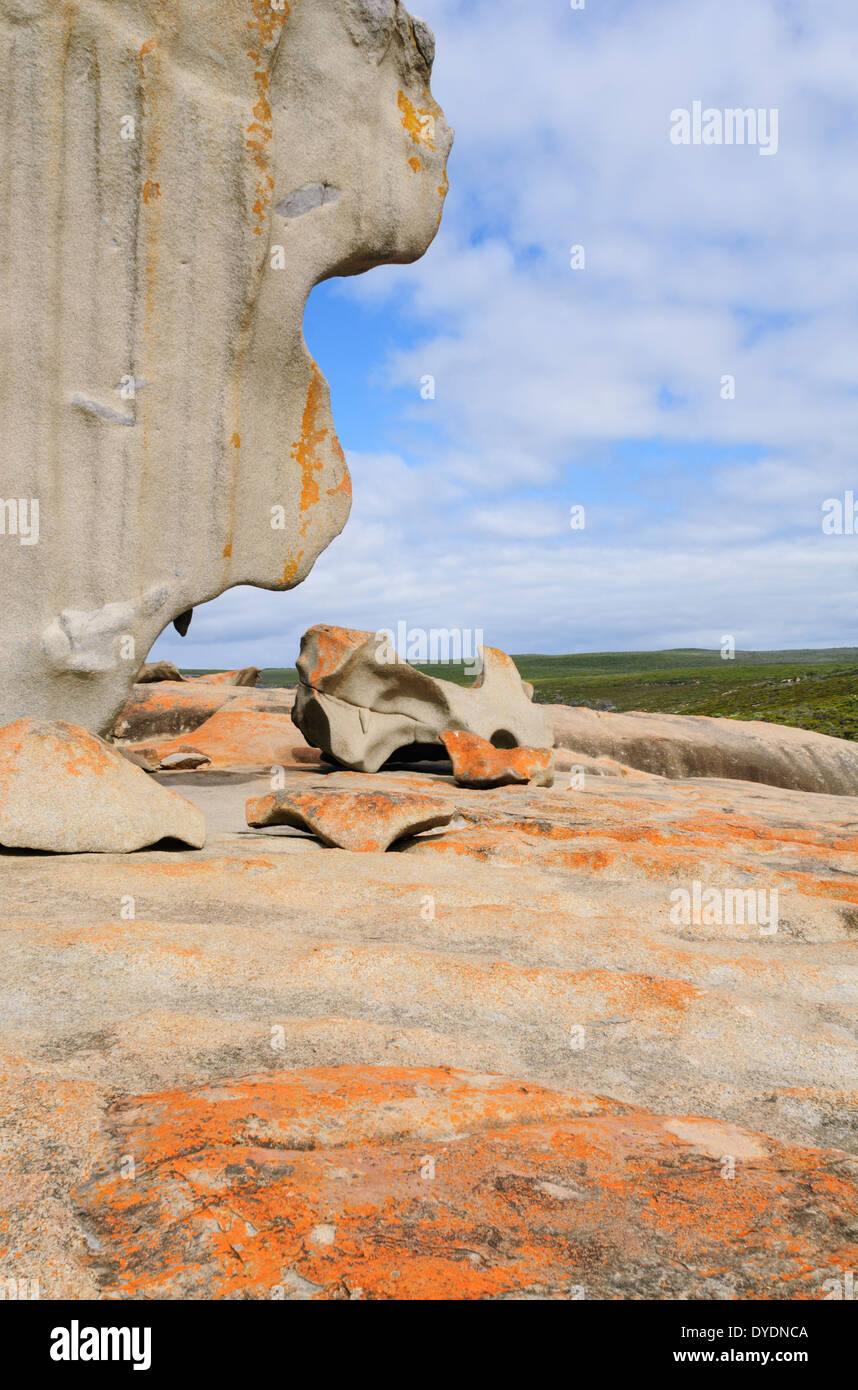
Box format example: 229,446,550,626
1,765,856,1298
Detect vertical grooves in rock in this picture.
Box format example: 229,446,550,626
135,34,160,587
114,39,145,600
5,17,44,553
0,0,452,731
61,17,101,604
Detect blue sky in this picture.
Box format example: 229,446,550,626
154,0,858,669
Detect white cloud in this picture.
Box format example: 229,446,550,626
154,0,858,667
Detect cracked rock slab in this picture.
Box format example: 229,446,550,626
0,719,205,852
246,787,456,851
442,730,554,788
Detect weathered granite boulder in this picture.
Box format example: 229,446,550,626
441,730,554,788
136,662,260,687
112,680,296,742
132,708,311,771
246,785,456,850
0,0,451,735
551,705,858,796
158,749,212,771
195,669,261,688
136,662,186,684
0,719,204,851
291,625,552,772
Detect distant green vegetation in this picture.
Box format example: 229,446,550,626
185,647,858,742
514,651,858,742
254,667,299,687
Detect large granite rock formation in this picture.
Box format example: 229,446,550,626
291,625,552,772
553,705,858,796
0,0,451,735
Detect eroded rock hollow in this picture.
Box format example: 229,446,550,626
0,0,451,733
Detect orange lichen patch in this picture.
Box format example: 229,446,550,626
141,180,161,204
292,365,329,537
230,432,241,448
109,857,279,884
0,719,124,789
281,549,304,585
113,682,230,733
245,1,290,235
565,967,703,1026
75,1066,858,1301
409,156,422,173
195,670,260,687
299,624,368,688
111,679,295,743
91,1068,627,1169
442,731,553,789
774,868,858,906
139,38,156,58
222,543,232,559
678,810,858,857
394,782,858,904
326,468,351,500
31,921,214,968
130,710,304,772
438,170,450,199
247,789,456,852
331,431,347,468
398,90,436,149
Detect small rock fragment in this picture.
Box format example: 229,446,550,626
159,749,211,771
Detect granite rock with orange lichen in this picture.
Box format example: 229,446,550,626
195,668,261,687
74,1066,858,1301
442,730,554,788
0,0,452,736
112,680,297,743
291,625,550,772
3,750,858,1297
246,786,457,850
135,662,187,684
552,704,858,796
130,709,318,773
135,664,260,688
0,718,204,852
